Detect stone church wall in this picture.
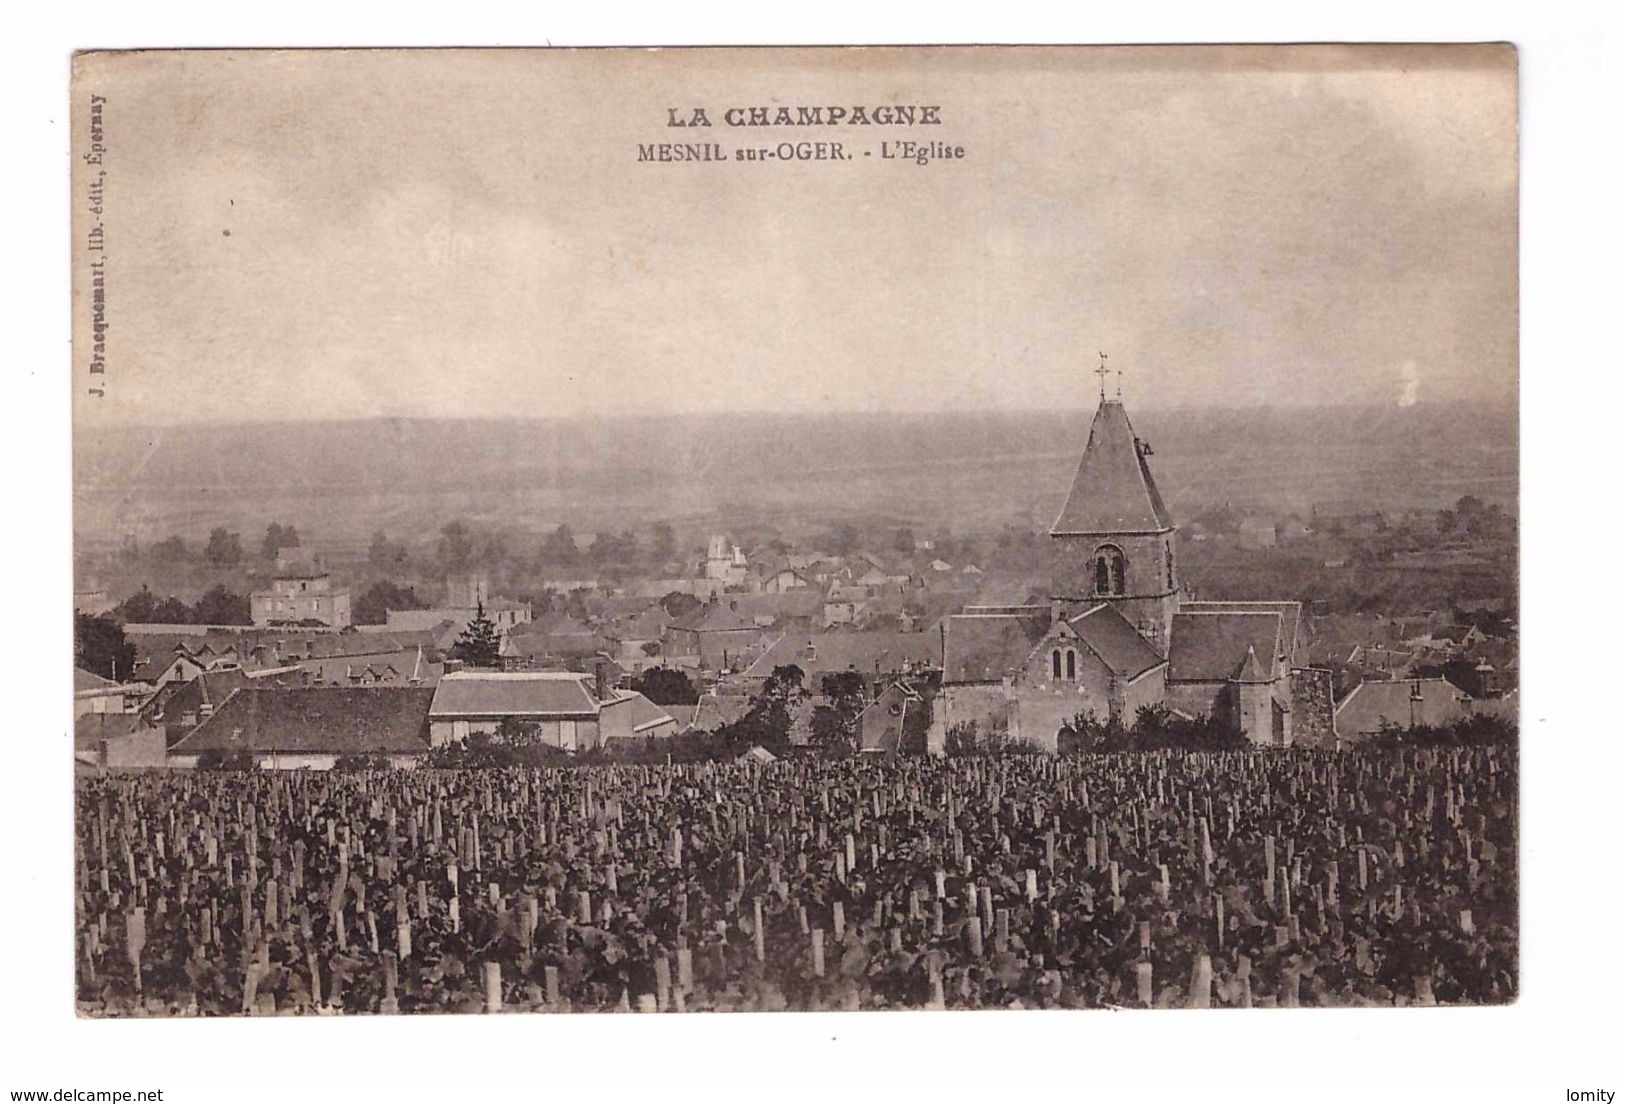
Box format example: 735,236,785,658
1290,667,1338,747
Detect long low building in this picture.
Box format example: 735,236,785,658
426,670,679,751
169,686,437,770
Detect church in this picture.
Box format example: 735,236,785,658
932,383,1335,750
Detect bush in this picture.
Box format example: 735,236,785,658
332,753,394,771
944,721,1045,758
195,748,259,771
1366,713,1516,750
1060,706,1250,755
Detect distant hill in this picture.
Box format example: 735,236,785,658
73,403,1517,548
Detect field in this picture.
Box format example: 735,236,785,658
73,403,1517,552
76,747,1517,1015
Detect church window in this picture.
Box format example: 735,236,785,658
1165,541,1175,590
1066,650,1077,681
1092,545,1126,597
1051,649,1062,680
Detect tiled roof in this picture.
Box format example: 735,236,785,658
1068,604,1166,680
601,691,678,734
1051,400,1174,535
428,671,600,717
1167,611,1284,683
1180,600,1302,665
171,687,435,755
74,667,121,692
1334,678,1472,736
942,610,1052,683
688,692,754,732
75,712,140,751
740,630,943,680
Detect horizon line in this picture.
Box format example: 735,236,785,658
79,396,1518,435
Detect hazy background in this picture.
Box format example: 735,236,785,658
71,45,1517,431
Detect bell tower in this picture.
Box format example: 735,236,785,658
1049,357,1179,653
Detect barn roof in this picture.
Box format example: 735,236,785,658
171,687,435,755
1334,677,1472,736
1050,400,1174,536
428,671,601,717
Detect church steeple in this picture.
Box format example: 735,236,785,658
1049,368,1180,653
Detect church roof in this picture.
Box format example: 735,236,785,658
941,609,1052,683
1067,603,1166,680
1180,600,1303,666
1050,400,1175,535
1167,611,1284,683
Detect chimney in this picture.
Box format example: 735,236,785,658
1051,598,1064,625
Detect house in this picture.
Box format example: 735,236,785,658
738,630,942,691
426,669,676,751
687,689,755,734
250,566,352,628
138,664,312,744
73,668,148,717
703,535,750,586
757,567,812,594
75,713,166,769
503,616,602,669
169,686,438,770
857,682,924,755
662,600,771,671
1333,677,1473,743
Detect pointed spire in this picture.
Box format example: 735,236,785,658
1236,643,1270,682
1050,396,1174,536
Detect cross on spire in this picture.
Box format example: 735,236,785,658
1093,352,1111,401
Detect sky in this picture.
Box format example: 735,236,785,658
70,45,1518,427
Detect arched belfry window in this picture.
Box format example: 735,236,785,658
1092,545,1126,597
1051,649,1062,680
1165,541,1176,590
1065,649,1077,681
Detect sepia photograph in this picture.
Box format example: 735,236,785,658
66,44,1520,1019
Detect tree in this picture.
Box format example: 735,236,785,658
261,522,300,560
75,614,136,681
439,521,474,572
820,671,866,702
192,585,251,625
830,524,862,558
368,530,409,571
541,525,579,569
151,535,188,565
810,704,854,751
660,591,703,619
152,596,193,623
893,527,917,555
452,601,503,668
763,665,806,702
630,667,700,706
204,527,244,568
112,585,158,623
650,523,677,566
196,748,259,771
354,581,429,626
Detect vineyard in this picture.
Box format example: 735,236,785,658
75,747,1517,1014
